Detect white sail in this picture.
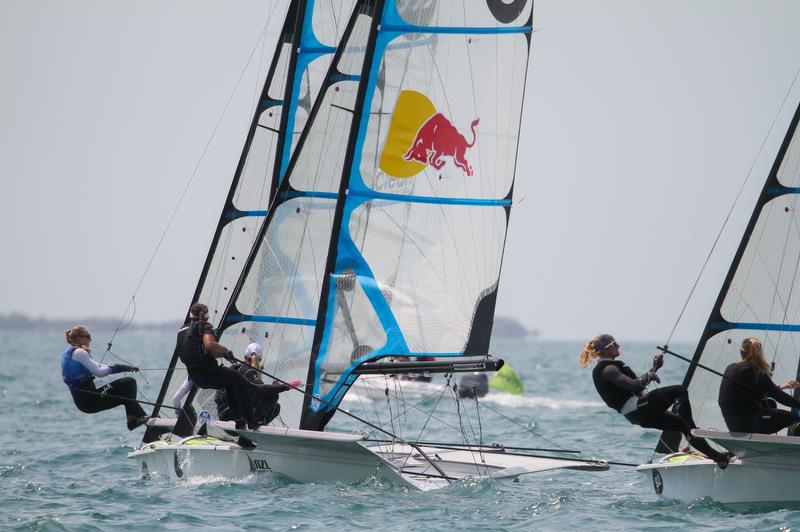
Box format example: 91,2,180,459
681,104,800,434
149,0,358,428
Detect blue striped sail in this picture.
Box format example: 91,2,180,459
151,0,358,425
250,0,535,430
680,99,800,434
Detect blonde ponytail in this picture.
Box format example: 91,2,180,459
579,334,615,367
738,336,771,375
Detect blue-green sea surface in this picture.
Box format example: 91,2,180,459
3,329,799,531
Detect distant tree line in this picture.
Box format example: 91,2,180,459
0,313,181,331
0,313,537,338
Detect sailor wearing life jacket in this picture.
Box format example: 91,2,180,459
580,333,731,468
176,303,261,431
61,325,148,430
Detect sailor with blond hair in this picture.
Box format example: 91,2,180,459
61,325,148,430
581,333,730,468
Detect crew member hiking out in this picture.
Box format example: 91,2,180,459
61,325,148,430
177,303,260,431
580,333,731,468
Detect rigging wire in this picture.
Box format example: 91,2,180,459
663,66,800,347
101,5,280,358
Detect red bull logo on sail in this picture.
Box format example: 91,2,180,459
403,113,479,176
379,90,479,179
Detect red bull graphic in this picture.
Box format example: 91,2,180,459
403,113,479,177
379,90,479,179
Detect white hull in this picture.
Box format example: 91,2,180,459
637,430,800,506
130,420,607,490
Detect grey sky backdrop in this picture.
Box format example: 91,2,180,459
2,1,800,342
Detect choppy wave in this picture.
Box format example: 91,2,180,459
343,390,603,410
483,393,604,410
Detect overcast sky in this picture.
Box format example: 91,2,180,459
2,1,800,342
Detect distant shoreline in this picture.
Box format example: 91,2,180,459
0,313,537,338
0,313,181,332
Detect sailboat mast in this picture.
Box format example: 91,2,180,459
144,1,300,425
299,0,384,431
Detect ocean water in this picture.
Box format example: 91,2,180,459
3,329,800,531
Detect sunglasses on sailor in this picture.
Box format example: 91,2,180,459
79,334,92,341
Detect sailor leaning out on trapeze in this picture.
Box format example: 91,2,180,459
61,302,298,441
581,333,800,468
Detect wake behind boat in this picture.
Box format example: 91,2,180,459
127,0,608,489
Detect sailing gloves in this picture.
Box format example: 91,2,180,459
224,351,237,364
651,354,664,372
111,364,139,373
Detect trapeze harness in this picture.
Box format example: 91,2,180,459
592,359,650,417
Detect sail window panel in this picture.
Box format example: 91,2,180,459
311,0,360,48
317,279,388,398
362,32,529,199
349,200,506,353
688,330,800,434
196,216,264,328
720,197,800,326
234,116,282,210
777,121,800,187
393,0,532,28
289,56,335,156
235,198,336,317
218,322,313,429
267,42,293,101
288,81,360,193
336,14,373,76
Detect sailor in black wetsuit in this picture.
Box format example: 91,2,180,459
177,303,260,430
214,342,298,425
580,333,730,467
718,336,800,434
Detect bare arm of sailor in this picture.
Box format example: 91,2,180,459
780,380,800,391
201,331,229,358
71,348,115,378
761,374,800,410
601,364,653,393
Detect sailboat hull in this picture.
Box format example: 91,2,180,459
129,422,607,490
637,430,800,506
128,425,414,486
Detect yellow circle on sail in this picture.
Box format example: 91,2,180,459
379,90,436,178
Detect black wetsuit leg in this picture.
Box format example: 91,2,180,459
625,385,726,461
753,408,800,434
191,367,256,425
72,377,147,419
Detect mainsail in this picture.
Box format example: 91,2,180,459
677,99,800,436
150,0,533,435
145,0,358,437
